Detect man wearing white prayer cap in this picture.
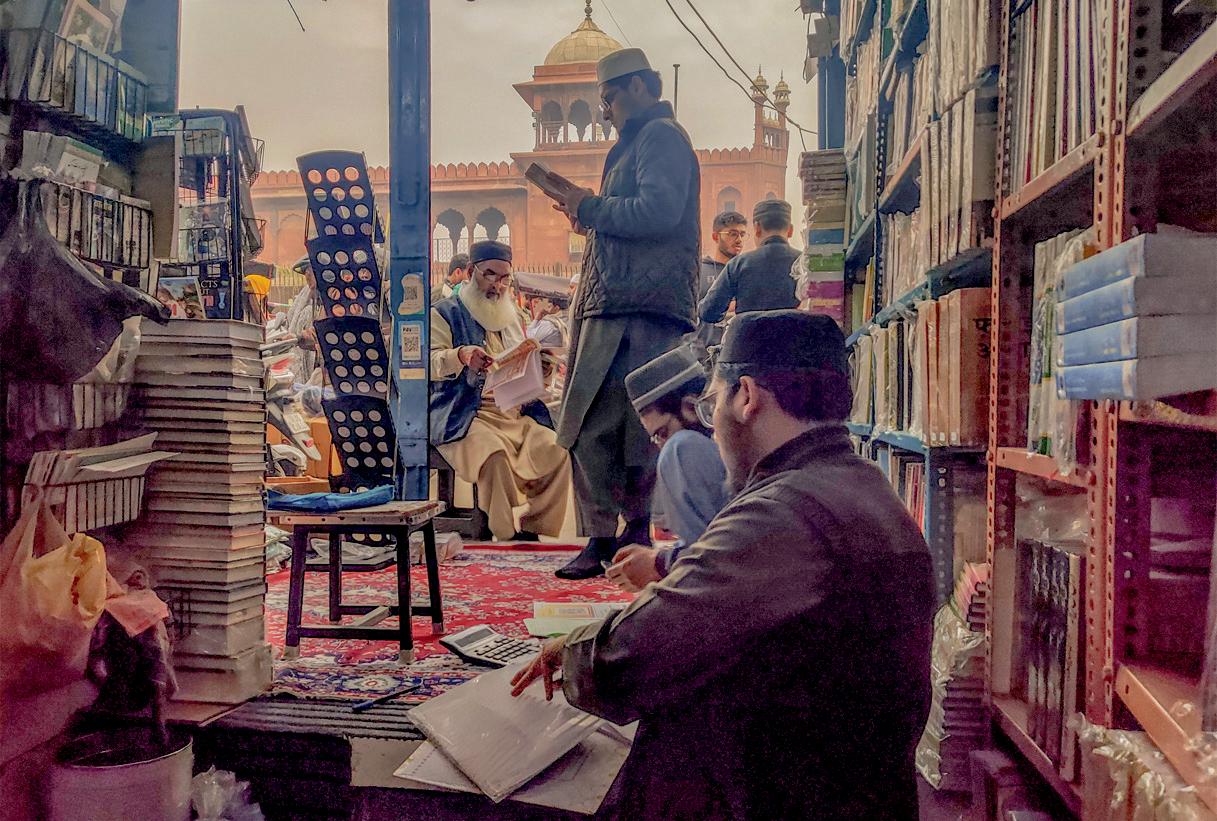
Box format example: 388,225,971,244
548,47,702,580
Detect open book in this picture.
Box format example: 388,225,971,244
484,338,546,411
524,162,578,201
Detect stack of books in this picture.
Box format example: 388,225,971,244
1055,232,1217,400
797,149,847,324
917,563,989,791
122,318,272,704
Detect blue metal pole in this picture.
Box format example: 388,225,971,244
388,0,431,500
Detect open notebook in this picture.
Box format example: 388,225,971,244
484,338,546,411
404,662,623,803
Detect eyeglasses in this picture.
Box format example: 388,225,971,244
721,229,748,240
695,390,720,429
600,86,623,112
473,265,513,284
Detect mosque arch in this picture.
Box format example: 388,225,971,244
715,186,742,216
475,206,508,243
569,100,593,142
540,100,564,145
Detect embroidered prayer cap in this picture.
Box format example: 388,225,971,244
752,198,792,223
597,47,652,85
714,310,847,378
626,345,706,412
469,240,512,265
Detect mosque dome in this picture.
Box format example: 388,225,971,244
544,3,623,66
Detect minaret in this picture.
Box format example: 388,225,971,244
751,67,769,149
774,73,791,150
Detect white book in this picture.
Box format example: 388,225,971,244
484,339,547,412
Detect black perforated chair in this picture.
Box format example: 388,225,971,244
429,446,489,540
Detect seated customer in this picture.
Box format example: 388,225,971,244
430,240,571,542
512,310,933,819
609,346,728,591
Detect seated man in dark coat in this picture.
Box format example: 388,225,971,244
512,310,934,820
429,240,570,542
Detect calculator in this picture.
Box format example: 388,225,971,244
438,625,540,668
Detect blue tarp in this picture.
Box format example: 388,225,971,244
266,484,393,513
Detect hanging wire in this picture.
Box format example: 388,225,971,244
285,0,306,31
600,0,632,45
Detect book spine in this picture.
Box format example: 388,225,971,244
1059,237,1147,300
1056,360,1134,399
1058,316,1217,366
1057,354,1217,400
1059,551,1083,781
1056,275,1217,334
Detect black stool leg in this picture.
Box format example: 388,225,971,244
393,526,414,663
327,531,342,623
284,526,309,660
422,521,445,634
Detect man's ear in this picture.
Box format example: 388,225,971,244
735,376,761,421
680,394,700,426
785,225,794,238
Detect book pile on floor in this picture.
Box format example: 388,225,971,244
120,318,271,704
916,562,989,791
797,149,847,324
1054,231,1217,400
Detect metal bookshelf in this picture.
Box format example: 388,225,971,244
986,0,1217,811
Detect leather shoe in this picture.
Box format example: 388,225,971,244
617,518,652,549
511,531,541,542
555,537,616,579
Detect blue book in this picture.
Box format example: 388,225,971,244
1056,353,1217,400
1059,233,1217,301
1056,274,1217,334
1056,315,1217,366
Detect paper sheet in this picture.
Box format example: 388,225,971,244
405,662,603,803
532,602,624,620
524,617,599,637
394,723,637,815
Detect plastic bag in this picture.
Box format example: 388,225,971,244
0,182,168,384
0,493,108,696
191,767,265,821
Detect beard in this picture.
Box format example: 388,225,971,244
460,282,520,333
716,413,756,494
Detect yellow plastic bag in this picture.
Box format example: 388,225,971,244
0,493,107,697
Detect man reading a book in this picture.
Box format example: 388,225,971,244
544,47,702,580
606,345,728,592
429,240,571,542
512,310,933,819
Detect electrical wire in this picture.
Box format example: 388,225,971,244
600,0,632,45
676,0,816,148
285,0,305,31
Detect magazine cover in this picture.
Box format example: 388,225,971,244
156,275,207,319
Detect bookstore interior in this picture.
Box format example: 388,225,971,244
1,0,1216,818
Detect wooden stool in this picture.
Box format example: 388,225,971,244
274,501,446,663
429,446,489,540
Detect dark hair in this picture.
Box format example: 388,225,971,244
607,68,662,99
756,211,792,233
643,375,707,417
713,211,747,232
719,367,851,422
448,253,470,275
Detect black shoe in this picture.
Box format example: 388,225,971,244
618,518,652,549
555,537,616,580
511,530,541,542
474,524,494,541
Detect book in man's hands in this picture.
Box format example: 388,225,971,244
524,162,577,201
484,338,546,411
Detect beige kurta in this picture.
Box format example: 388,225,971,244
431,308,570,539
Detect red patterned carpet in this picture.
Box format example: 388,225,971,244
265,545,631,701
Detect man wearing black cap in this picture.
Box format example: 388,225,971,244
546,47,701,579
512,310,934,819
429,240,571,543
699,198,801,324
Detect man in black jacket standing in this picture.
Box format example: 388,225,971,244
548,47,700,579
699,198,801,323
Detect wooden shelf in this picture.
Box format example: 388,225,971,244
1116,663,1217,815
991,696,1084,817
994,448,1092,488
1127,19,1217,138
879,130,924,215
1120,397,1217,433
1000,134,1101,221
845,210,877,268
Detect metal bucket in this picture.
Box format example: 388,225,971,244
46,727,193,821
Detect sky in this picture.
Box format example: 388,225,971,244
179,0,818,210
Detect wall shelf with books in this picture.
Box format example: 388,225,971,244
991,696,1085,817
998,133,1101,223
878,129,924,215
993,447,1092,489
1125,19,1217,140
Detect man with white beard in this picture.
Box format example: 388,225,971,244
429,240,571,542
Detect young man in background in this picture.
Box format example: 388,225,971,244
698,199,800,323
687,210,747,364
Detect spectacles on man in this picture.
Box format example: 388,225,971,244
721,229,747,240
473,265,512,284
600,86,623,112
695,390,720,429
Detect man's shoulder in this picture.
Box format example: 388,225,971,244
660,429,720,466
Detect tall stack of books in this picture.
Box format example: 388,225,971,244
797,149,847,324
917,563,989,791
121,318,272,704
1055,232,1217,400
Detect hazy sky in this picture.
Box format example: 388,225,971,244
180,0,818,208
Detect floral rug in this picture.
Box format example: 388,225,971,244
265,545,630,701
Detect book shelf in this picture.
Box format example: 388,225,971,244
983,0,1217,812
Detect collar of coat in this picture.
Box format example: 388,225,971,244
746,422,851,487
619,101,676,143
